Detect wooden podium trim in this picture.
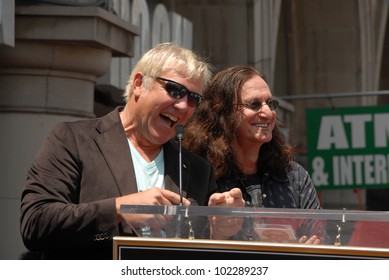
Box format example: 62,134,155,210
113,236,389,260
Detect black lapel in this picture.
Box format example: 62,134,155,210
94,107,138,196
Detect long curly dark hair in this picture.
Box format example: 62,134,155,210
183,65,294,182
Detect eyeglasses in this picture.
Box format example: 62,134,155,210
235,99,279,111
155,77,203,108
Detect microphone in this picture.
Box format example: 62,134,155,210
175,124,184,142
175,124,184,238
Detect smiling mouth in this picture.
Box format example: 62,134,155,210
253,123,268,128
161,112,178,127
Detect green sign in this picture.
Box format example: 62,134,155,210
306,106,389,190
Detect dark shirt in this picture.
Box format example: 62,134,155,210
218,161,321,209
217,161,326,242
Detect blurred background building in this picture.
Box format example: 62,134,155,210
1,0,388,259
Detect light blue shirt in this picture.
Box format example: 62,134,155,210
128,139,165,192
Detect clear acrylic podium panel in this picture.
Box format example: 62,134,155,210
116,205,389,259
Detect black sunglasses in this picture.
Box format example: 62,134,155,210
155,77,203,108
235,99,279,111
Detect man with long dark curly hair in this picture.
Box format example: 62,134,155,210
184,65,325,244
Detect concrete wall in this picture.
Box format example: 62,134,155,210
0,5,138,259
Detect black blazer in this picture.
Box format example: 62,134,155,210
20,107,217,259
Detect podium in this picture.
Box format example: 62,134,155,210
114,205,389,259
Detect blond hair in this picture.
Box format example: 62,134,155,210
123,42,212,102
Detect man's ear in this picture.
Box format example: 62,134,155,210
132,72,144,98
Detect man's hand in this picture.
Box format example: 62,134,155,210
208,188,245,239
116,187,191,230
208,188,245,207
298,235,321,245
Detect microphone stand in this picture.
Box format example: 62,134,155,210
178,128,183,206
175,125,184,238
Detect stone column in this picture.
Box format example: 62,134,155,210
0,5,138,259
